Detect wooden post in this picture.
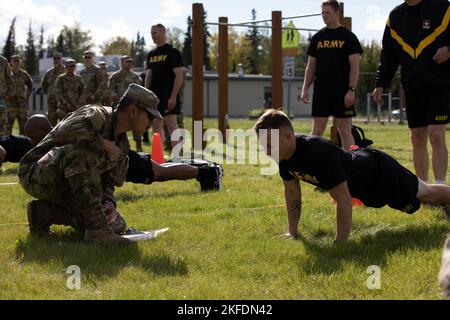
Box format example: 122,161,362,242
339,2,352,30
192,3,204,148
271,11,282,109
218,17,228,142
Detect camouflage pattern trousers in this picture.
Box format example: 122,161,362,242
47,98,58,127
19,148,108,231
6,97,28,135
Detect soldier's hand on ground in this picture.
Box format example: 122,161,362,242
433,46,450,64
301,91,311,104
168,96,177,111
102,139,121,162
372,87,384,106
344,91,355,108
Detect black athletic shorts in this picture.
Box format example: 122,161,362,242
356,148,420,214
151,85,181,117
405,86,450,129
312,82,356,118
126,151,155,185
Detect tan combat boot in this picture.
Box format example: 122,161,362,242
83,207,131,245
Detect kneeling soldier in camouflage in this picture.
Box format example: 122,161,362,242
18,84,162,245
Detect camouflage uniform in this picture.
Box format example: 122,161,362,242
0,55,15,136
55,73,85,120
41,64,65,126
6,68,33,135
80,65,100,104
109,69,142,107
18,105,130,232
97,66,112,106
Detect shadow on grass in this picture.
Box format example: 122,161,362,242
14,231,188,279
298,224,449,275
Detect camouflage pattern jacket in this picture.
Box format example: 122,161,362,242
41,64,65,99
18,105,130,204
55,73,85,111
109,69,142,105
0,55,14,98
11,68,33,101
81,65,108,100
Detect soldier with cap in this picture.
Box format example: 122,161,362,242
109,56,143,151
0,54,15,136
6,55,33,135
55,59,85,121
41,53,65,126
80,50,105,105
18,83,163,245
97,61,112,106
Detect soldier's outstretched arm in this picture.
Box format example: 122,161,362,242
328,181,353,243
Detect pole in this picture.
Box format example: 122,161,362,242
218,16,229,142
192,3,204,149
271,11,282,109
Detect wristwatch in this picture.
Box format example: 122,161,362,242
349,85,357,92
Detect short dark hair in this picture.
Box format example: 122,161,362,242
116,97,155,120
321,0,341,12
253,109,294,134
152,24,166,32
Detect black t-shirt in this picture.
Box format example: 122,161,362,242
146,44,183,88
279,136,382,203
0,135,33,163
307,26,363,84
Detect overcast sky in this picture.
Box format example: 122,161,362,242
0,0,398,54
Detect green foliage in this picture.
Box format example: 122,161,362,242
182,16,193,67
1,120,448,299
101,36,131,56
3,17,17,61
24,22,37,76
56,24,94,61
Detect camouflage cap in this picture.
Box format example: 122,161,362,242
98,61,108,67
65,58,76,67
121,55,133,63
11,55,21,61
121,84,162,120
83,50,95,57
53,52,62,59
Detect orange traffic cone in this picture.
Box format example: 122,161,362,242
151,133,165,164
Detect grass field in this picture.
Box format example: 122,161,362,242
0,118,449,300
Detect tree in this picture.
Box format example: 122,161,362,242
132,32,146,68
24,22,37,76
101,36,131,56
245,9,262,74
37,25,45,59
46,36,55,58
182,16,193,67
58,24,94,61
3,17,17,61
167,27,184,51
56,32,64,56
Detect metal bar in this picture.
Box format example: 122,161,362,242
205,22,319,31
205,12,321,26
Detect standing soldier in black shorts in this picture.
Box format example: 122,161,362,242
301,0,363,151
254,109,450,243
373,0,450,185
145,24,184,153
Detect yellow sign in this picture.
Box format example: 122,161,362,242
282,21,300,56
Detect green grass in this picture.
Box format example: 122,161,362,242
0,118,449,299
